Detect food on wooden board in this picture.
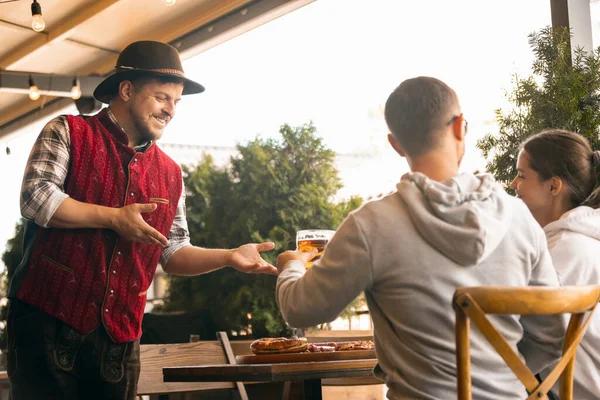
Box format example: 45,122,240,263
250,337,374,354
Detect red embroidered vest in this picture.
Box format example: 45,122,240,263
16,109,182,343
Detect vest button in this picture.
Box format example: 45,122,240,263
112,270,116,274
134,158,138,162
117,251,121,255
105,309,109,313
130,193,134,197
110,289,114,294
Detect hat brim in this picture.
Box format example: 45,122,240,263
93,70,205,104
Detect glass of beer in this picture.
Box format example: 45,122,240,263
296,229,335,269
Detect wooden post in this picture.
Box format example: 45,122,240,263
550,0,593,56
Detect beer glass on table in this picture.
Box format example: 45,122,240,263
296,229,335,269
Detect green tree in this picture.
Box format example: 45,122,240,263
159,122,363,337
477,26,600,185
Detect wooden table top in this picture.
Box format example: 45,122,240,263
163,359,378,383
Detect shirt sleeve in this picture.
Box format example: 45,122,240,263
20,116,71,227
160,175,192,269
276,213,374,328
518,225,566,374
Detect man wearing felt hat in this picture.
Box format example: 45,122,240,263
6,40,276,399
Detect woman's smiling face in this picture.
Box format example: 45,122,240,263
510,150,554,220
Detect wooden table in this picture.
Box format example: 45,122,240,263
163,358,378,400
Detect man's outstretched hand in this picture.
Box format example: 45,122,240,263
229,242,277,275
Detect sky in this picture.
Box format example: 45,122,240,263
0,0,586,270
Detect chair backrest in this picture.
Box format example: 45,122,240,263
453,285,600,400
137,341,235,396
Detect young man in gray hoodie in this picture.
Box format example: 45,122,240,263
275,76,565,399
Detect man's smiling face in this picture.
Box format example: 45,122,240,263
127,77,184,143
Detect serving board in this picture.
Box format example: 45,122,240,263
235,349,376,364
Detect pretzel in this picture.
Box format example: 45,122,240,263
250,336,309,354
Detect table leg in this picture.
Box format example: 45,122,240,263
303,379,322,400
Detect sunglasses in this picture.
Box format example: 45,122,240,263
448,115,468,136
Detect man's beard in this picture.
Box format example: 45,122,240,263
130,110,164,143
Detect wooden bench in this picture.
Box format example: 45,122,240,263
137,341,236,399
0,371,9,400
138,340,287,400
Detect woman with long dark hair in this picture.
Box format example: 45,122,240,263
511,129,600,399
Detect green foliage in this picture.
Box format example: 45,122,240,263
159,122,363,337
477,26,600,184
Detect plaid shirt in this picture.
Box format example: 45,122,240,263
20,108,191,268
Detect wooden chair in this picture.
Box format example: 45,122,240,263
453,285,600,400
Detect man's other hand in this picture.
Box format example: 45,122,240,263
111,203,169,247
276,249,318,274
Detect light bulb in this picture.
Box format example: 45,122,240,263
71,78,82,100
29,85,40,100
31,14,45,32
163,0,176,5
28,75,41,100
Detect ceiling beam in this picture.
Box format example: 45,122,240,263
0,19,119,53
0,0,120,70
142,0,254,44
177,0,316,59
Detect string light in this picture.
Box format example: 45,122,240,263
163,0,176,5
70,77,81,100
28,75,40,101
31,0,45,32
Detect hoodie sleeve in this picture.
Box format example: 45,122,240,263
547,232,595,287
276,213,374,328
517,225,565,373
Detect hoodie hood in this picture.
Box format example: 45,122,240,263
544,206,600,241
397,172,512,266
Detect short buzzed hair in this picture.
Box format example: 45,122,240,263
384,76,459,156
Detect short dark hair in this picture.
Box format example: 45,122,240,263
522,129,600,208
384,76,459,156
